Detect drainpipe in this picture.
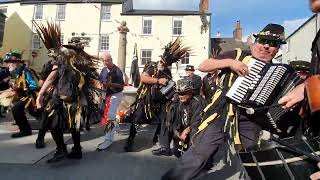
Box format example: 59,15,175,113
97,3,102,58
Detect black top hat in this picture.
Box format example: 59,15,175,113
3,50,23,63
184,65,195,71
289,60,310,72
253,23,286,44
175,78,193,93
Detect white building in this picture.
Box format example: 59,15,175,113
282,14,320,64
0,0,211,81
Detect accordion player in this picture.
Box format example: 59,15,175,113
226,58,303,133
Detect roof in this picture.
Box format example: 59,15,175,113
211,38,251,56
121,9,211,16
0,0,123,4
286,14,316,40
289,60,311,70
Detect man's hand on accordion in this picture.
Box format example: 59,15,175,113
278,83,305,109
229,60,249,76
158,78,168,86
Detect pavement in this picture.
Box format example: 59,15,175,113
0,112,177,180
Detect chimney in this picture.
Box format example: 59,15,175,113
233,20,242,41
216,31,221,37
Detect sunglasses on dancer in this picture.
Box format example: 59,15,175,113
256,38,282,48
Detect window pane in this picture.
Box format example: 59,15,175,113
142,19,152,34
35,5,43,19
101,5,111,21
56,5,65,20
141,50,152,65
173,19,182,35
100,35,109,50
181,52,189,64
33,34,40,49
60,34,64,44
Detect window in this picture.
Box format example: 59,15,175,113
173,17,183,35
141,50,152,65
100,35,109,51
181,52,189,64
32,34,41,49
101,4,111,21
60,34,64,44
34,5,43,20
142,17,152,35
0,8,7,15
56,4,66,20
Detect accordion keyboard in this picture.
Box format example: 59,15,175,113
249,65,288,105
226,58,266,104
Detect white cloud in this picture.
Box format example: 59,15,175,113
282,17,309,37
134,0,198,10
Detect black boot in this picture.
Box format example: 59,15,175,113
67,146,82,159
124,123,137,152
11,131,32,138
47,147,67,163
35,129,46,149
35,137,45,149
0,106,5,118
124,136,135,152
152,135,159,144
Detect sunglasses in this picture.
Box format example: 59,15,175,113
177,91,191,96
256,38,281,48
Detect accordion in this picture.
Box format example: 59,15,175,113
160,79,176,100
226,58,302,132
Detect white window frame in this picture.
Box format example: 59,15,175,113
32,34,41,49
142,16,152,35
0,8,7,15
172,16,183,36
60,34,64,45
140,49,152,65
101,4,111,21
180,52,189,65
56,4,66,20
100,34,110,51
34,4,43,20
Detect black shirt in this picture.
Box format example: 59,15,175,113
100,65,124,95
188,74,202,96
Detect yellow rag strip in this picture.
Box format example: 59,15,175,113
66,103,72,129
66,101,81,130
75,97,82,130
197,113,218,132
204,89,222,112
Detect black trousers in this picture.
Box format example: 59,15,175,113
162,118,261,180
126,102,165,148
11,100,37,133
51,128,81,151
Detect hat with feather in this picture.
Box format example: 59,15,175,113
160,37,191,66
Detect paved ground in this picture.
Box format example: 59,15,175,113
0,112,177,180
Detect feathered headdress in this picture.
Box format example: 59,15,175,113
33,21,61,57
161,37,191,66
33,21,99,77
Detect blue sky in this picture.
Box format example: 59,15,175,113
134,0,314,39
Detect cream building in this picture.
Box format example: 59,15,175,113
282,14,320,64
0,0,211,81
